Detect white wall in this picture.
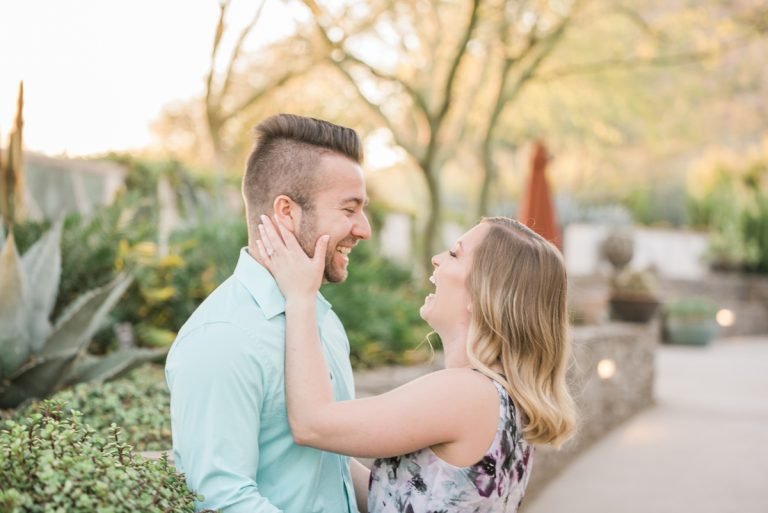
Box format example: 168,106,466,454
564,223,710,279
380,216,711,280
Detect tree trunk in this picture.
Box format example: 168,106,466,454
421,164,441,278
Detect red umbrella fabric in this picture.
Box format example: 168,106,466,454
518,141,562,250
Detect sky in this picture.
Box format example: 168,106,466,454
0,0,299,156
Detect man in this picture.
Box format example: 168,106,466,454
166,114,372,513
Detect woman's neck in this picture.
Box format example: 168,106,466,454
438,328,471,369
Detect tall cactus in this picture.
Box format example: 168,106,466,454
0,222,164,408
0,81,25,229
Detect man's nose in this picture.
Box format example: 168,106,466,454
353,211,372,240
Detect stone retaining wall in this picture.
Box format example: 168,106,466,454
522,321,657,503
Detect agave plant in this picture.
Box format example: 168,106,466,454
0,220,163,409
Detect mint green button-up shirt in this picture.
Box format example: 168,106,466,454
166,248,358,513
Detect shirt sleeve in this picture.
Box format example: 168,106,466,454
167,322,281,513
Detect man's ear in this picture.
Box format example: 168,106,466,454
272,195,301,233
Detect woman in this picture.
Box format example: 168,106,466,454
256,215,576,513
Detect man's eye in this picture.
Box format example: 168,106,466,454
448,250,457,257
344,208,356,214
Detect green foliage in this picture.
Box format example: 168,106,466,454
107,154,213,207
321,242,431,368
662,297,718,321
621,182,688,227
10,151,428,367
0,223,162,409
110,216,247,350
11,190,156,324
0,400,206,512
5,365,171,452
11,157,235,352
688,147,768,272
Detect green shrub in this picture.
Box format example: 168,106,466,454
5,364,172,452
12,161,240,352
662,297,718,321
321,243,431,368
688,146,768,272
0,401,209,512
110,216,247,350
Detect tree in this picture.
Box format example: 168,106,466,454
153,1,327,203
475,0,582,219
474,0,768,221
298,0,483,275
204,0,322,205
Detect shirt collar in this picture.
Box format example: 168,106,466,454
233,247,332,321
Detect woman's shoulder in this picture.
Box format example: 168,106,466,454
406,367,502,415
415,367,499,390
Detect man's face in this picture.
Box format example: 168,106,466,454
295,153,371,283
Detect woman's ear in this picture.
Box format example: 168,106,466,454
272,195,301,233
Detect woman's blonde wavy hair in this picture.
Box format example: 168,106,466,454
466,217,576,448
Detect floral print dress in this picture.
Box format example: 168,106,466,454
368,379,533,513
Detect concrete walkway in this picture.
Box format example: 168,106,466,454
521,336,768,513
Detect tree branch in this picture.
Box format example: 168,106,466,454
608,5,662,40
220,0,268,99
433,0,482,130
533,37,752,81
222,67,305,123
299,0,425,158
501,9,573,104
340,60,421,158
205,0,229,119
340,52,431,116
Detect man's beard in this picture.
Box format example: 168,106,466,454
297,213,348,283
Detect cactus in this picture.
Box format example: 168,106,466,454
0,222,163,408
0,81,25,229
609,268,659,298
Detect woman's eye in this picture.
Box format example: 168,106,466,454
448,250,457,258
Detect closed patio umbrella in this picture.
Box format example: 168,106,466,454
518,141,562,250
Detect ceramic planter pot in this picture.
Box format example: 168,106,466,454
663,318,719,345
609,294,660,323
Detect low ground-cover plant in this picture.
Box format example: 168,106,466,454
0,400,209,512
4,364,171,452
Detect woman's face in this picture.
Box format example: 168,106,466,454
421,223,490,334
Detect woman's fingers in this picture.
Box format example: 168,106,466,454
258,214,328,269
257,224,275,257
314,235,330,265
275,217,302,251
259,215,284,252
255,239,271,264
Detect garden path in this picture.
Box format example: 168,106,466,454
521,335,768,513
